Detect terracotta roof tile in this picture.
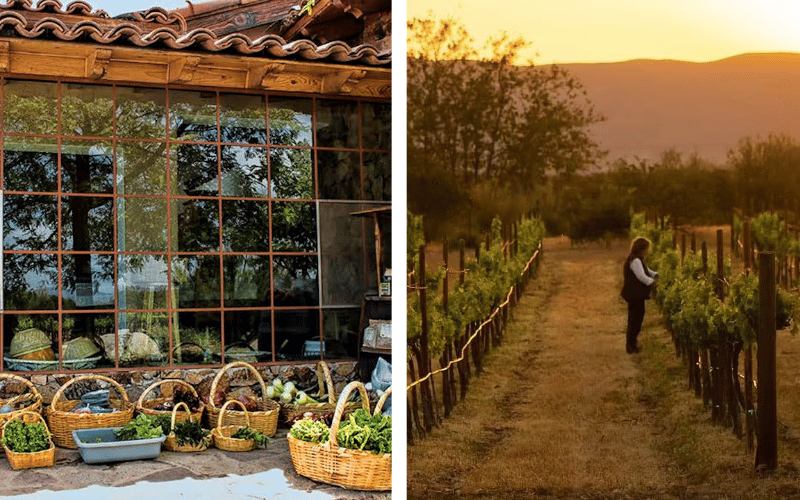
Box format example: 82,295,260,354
0,0,390,66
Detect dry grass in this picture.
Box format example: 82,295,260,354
407,236,800,500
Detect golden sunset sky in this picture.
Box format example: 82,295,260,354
407,0,800,64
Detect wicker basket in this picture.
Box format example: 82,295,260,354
45,375,134,449
280,361,362,424
210,400,256,452
1,410,55,470
204,362,279,437
137,379,205,424
163,402,211,453
0,374,43,427
287,381,391,491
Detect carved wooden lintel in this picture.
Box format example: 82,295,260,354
248,63,287,88
0,41,9,72
86,48,112,79
321,69,367,94
168,56,201,83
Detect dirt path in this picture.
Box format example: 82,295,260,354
407,237,800,499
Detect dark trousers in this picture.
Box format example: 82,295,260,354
626,300,646,348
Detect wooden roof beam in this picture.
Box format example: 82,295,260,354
321,69,366,94
85,48,112,79
168,56,202,83
0,41,8,73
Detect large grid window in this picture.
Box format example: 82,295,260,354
0,79,390,371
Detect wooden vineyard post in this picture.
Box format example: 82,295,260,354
743,227,755,451
441,238,452,418
755,252,777,471
408,358,424,441
417,246,435,432
691,232,696,253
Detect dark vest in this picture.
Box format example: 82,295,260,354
620,256,653,302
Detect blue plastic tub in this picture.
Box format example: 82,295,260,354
72,427,165,464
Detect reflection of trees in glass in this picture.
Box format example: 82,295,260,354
316,100,358,148
115,87,166,139
270,148,313,199
172,257,221,308
3,195,57,251
361,102,390,150
362,152,390,201
4,140,57,192
221,93,266,144
3,254,58,310
273,255,318,307
61,84,113,137
61,255,114,309
174,143,218,196
4,80,57,134
172,199,219,252
222,200,270,251
220,146,268,197
269,98,312,146
223,256,271,308
318,150,360,199
62,142,113,193
271,201,317,252
170,90,217,142
117,142,168,195
62,197,113,251
118,198,168,252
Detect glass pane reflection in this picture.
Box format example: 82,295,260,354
62,141,113,194
116,312,168,367
316,100,358,149
273,255,319,307
222,200,270,252
118,198,168,252
361,102,390,150
3,195,58,251
362,152,390,201
169,90,218,142
274,310,319,361
172,143,218,196
269,98,312,146
61,255,114,310
61,83,113,137
117,142,168,195
4,80,57,135
4,138,58,193
270,148,314,199
62,196,113,252
171,256,221,309
322,308,360,359
223,256,271,308
172,199,219,252
221,93,266,144
271,201,317,252
116,87,166,139
117,255,168,310
317,150,360,200
3,254,58,310
220,146,268,197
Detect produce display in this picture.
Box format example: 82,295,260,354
170,417,210,447
113,414,164,441
289,409,391,455
2,418,50,453
150,387,202,413
230,426,269,447
267,378,320,406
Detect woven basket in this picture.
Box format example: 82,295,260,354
137,379,205,423
1,410,55,470
45,375,134,449
210,400,256,452
280,361,361,424
0,374,43,427
287,381,391,491
205,362,279,437
163,402,211,453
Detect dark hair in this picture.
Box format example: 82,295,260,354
628,237,651,259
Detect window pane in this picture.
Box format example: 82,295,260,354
4,80,57,135
316,100,358,148
322,308,360,359
269,98,312,146
62,313,114,369
222,200,270,252
273,255,319,307
271,201,317,252
3,195,58,251
319,202,366,305
61,83,113,137
116,87,166,139
117,255,168,310
172,199,219,252
363,152,390,201
220,146,268,197
223,256,271,308
224,310,272,361
270,148,314,199
274,310,319,362
317,150,360,200
3,314,58,367
62,255,114,310
117,142,168,195
3,254,58,310
4,138,58,192
173,311,221,364
221,93,266,144
172,143,218,196
361,102,390,150
170,90,217,142
115,313,168,367
171,256,221,308
118,198,168,252
62,140,113,193
62,196,113,251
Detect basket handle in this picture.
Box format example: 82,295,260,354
136,379,199,410
217,399,250,428
0,373,43,405
169,401,193,432
328,381,370,448
50,374,131,407
1,409,52,443
314,361,336,404
208,361,268,410
373,386,392,416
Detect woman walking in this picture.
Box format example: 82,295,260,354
620,237,658,353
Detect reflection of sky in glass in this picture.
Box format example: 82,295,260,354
62,255,115,308
220,146,268,197
269,99,312,147
117,255,168,310
3,196,57,250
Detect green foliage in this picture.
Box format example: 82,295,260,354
114,414,164,441
290,417,330,444
171,418,210,447
336,408,392,455
750,211,793,254
230,426,269,447
2,419,50,453
407,215,544,360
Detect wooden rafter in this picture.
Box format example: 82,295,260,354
85,48,112,79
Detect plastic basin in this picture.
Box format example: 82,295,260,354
72,427,165,464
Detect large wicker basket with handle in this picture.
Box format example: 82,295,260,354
287,381,391,491
0,374,43,427
137,379,205,424
204,361,278,437
1,410,55,470
280,361,362,424
210,400,256,452
45,374,134,448
164,402,211,453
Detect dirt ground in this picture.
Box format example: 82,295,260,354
407,236,800,500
